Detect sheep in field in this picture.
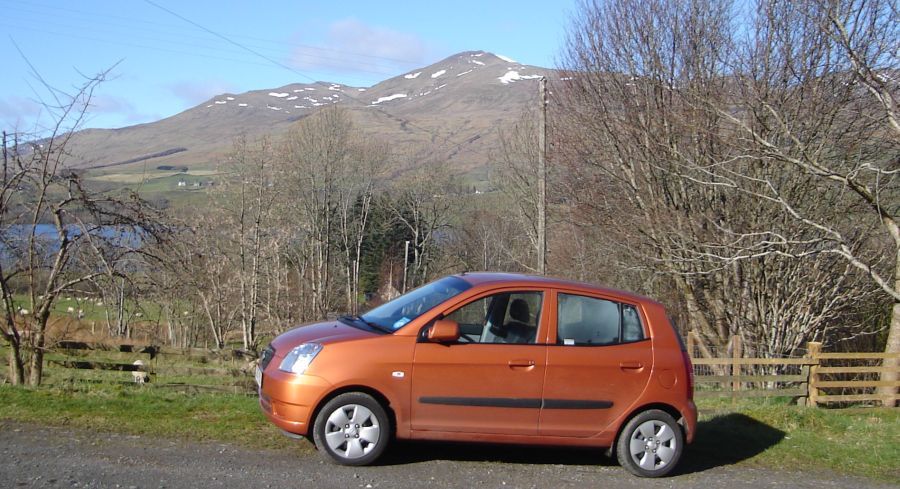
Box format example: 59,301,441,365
132,360,150,384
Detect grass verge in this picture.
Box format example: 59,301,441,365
690,399,899,481
0,384,307,452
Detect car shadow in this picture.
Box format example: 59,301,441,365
379,413,785,474
675,412,785,475
380,440,611,467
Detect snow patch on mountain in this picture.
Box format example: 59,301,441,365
372,93,407,105
471,60,485,66
238,103,248,107
214,100,227,105
457,69,474,77
404,72,421,79
267,105,282,111
226,97,235,101
268,92,289,98
498,70,542,84
496,54,517,63
431,70,446,78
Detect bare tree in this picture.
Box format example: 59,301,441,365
336,143,388,314
216,137,279,351
493,110,544,273
1,68,166,385
388,166,456,288
278,108,354,316
556,0,885,366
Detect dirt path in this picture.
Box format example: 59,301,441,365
0,421,895,489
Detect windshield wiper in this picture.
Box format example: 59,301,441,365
340,315,391,334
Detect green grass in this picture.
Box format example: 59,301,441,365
12,294,164,323
689,399,900,481
0,384,305,451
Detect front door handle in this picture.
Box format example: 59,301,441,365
508,359,536,368
619,361,643,370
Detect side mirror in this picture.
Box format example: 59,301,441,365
428,319,460,343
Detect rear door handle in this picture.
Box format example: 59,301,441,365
619,361,643,369
508,359,536,368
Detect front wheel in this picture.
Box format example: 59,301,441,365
615,409,683,477
312,392,390,466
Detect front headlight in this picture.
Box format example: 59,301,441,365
278,343,323,374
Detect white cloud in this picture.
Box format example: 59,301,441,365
88,95,157,124
0,96,43,129
290,19,426,76
168,80,234,106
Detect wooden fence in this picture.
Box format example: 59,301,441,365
43,341,257,394
8,338,899,407
689,337,900,407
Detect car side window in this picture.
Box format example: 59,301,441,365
445,292,542,344
557,294,619,345
622,304,646,342
556,294,646,345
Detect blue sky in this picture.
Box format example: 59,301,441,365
0,0,579,133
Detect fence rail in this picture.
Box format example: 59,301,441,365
41,341,256,394
690,337,900,407
15,338,900,407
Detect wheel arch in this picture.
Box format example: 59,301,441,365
310,385,397,439
608,402,685,456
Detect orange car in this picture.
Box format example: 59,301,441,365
257,272,696,477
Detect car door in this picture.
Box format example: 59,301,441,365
539,290,653,437
411,289,548,436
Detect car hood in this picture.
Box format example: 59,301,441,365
270,320,377,353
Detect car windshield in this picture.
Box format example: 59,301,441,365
361,276,472,332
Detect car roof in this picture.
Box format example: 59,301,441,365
453,272,660,306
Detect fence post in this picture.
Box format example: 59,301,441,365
806,341,822,407
687,330,696,359
731,335,742,405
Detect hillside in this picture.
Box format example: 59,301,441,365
63,51,555,180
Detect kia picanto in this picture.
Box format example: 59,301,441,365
257,272,696,477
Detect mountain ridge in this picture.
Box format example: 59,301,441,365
62,51,556,175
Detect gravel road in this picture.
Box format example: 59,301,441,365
1,421,896,489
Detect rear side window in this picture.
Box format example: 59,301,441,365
557,293,645,346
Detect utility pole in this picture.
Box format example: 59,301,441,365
537,77,548,275
2,130,7,184
402,240,410,293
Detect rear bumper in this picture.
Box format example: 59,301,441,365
258,370,332,436
682,400,698,444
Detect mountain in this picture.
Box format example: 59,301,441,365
63,51,556,177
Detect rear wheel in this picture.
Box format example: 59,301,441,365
615,409,683,477
313,392,390,466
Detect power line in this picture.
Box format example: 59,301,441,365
2,0,427,67
1,6,417,76
140,0,496,163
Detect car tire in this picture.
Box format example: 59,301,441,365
313,392,390,466
615,409,683,477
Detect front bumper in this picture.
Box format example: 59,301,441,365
258,369,332,436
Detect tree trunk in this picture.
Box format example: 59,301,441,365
27,329,44,386
6,337,25,385
876,257,900,406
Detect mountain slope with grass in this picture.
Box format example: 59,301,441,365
62,51,555,177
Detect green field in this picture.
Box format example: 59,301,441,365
12,294,163,324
